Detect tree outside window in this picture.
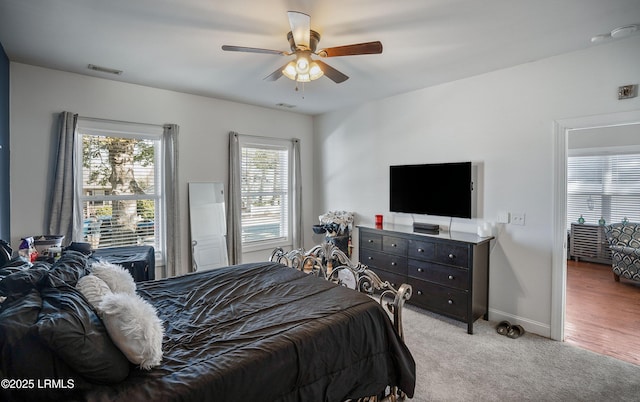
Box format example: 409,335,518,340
79,130,160,250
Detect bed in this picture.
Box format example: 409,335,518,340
0,244,415,402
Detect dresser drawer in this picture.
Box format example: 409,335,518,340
408,239,436,260
382,235,408,256
435,243,469,268
373,269,406,291
408,278,468,321
360,231,382,251
360,249,407,275
408,260,468,290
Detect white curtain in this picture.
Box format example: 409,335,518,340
163,124,180,277
292,138,303,249
46,111,78,245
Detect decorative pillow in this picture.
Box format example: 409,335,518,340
76,274,112,311
91,261,136,295
36,285,130,384
99,292,164,370
47,250,90,287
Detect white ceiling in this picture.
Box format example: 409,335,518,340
1,0,639,115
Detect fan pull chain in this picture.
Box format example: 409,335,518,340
294,81,306,99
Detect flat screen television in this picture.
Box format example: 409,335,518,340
390,162,474,218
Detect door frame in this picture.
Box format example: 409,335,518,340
551,109,640,341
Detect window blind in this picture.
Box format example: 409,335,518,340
240,144,290,244
567,153,640,229
78,127,162,251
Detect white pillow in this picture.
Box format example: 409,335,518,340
90,261,136,295
76,274,112,311
99,292,164,370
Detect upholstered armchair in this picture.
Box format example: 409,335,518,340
604,222,640,282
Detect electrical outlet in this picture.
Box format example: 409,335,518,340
512,213,526,226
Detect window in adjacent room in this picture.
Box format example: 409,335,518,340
76,119,165,259
567,152,640,230
238,136,292,250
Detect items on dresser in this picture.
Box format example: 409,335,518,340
91,245,155,282
413,222,440,234
359,224,492,334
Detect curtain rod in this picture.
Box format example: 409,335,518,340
232,132,300,142
78,115,167,129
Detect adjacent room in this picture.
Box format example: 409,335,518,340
1,1,639,401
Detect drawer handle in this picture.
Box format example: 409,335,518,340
448,299,453,305
448,253,455,259
417,248,424,253
417,290,423,296
368,239,374,243
391,262,397,266
417,268,424,273
367,256,373,260
391,243,397,247
448,275,454,280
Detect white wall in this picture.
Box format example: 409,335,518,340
9,63,314,275
313,35,640,337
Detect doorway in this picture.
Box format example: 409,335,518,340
551,110,640,345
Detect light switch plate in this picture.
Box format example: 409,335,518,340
497,212,510,224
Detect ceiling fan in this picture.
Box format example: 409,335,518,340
221,11,383,84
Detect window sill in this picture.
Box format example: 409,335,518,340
242,239,292,254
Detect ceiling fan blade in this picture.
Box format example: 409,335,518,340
222,45,287,56
315,60,349,83
317,41,383,57
287,11,310,49
264,64,288,81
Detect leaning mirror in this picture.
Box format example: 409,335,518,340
188,182,229,271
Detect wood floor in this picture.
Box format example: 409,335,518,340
565,259,640,366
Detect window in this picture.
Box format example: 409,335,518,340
76,119,165,259
567,152,640,230
238,137,292,249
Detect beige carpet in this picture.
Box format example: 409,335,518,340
401,305,639,402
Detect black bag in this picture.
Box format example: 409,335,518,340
0,240,12,267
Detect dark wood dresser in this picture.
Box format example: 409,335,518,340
358,224,492,334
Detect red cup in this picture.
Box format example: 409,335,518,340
375,214,383,227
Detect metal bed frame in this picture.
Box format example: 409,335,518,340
270,242,413,402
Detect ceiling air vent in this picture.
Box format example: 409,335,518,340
276,103,296,109
88,64,123,75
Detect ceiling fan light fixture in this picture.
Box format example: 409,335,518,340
282,61,297,80
282,54,323,82
296,57,309,72
223,11,381,85
309,61,324,80
296,73,311,83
